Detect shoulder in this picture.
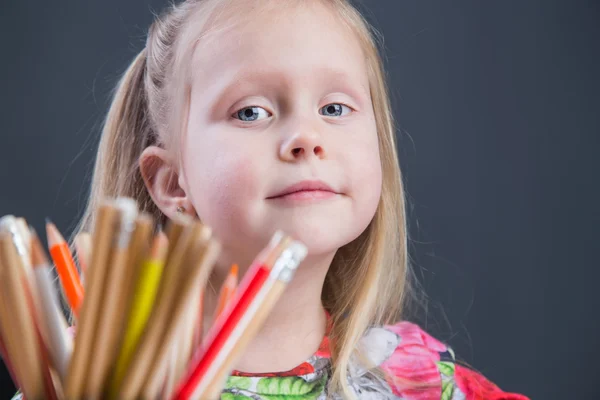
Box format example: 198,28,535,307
357,321,529,400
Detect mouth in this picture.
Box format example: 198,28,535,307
266,180,341,201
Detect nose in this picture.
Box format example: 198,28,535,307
279,129,326,162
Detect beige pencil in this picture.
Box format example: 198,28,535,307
147,288,200,399
145,265,208,398
64,202,121,398
201,278,293,398
85,201,145,398
0,233,46,399
0,219,58,399
0,258,28,397
74,231,92,278
30,231,73,382
141,231,220,398
191,238,306,399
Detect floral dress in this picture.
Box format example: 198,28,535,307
11,321,529,399
221,321,529,400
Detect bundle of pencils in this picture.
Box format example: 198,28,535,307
0,197,307,399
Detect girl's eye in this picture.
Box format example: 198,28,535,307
319,103,352,117
233,106,271,122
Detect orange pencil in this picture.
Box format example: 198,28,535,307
46,220,84,317
214,264,239,320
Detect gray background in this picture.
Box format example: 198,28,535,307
1,0,598,398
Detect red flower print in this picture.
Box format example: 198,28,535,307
380,322,447,399
454,365,530,400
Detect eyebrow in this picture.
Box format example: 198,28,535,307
208,66,370,113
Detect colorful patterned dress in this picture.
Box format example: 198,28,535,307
11,321,529,399
220,320,529,399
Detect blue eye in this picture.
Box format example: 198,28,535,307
319,103,351,117
234,106,271,122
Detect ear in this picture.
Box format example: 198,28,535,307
139,146,195,220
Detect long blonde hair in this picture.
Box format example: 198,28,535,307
77,0,409,398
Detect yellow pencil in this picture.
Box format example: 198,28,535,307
109,229,168,396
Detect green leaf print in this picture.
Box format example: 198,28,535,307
221,393,252,400
225,376,253,390
437,361,455,377
254,375,327,399
441,379,454,400
257,377,312,395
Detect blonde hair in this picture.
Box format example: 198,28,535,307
77,0,409,398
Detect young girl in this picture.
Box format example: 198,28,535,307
44,0,527,398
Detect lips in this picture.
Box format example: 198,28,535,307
267,180,339,199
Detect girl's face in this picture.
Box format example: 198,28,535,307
180,2,382,262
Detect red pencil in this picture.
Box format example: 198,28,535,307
173,235,307,399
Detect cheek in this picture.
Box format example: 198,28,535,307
344,120,383,210
181,135,263,237
355,141,383,222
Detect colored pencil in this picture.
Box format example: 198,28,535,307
46,220,84,317
109,229,168,396
74,231,92,277
65,204,121,398
1,198,306,400
215,263,239,320
86,202,145,397
173,235,307,399
0,233,46,399
30,231,72,381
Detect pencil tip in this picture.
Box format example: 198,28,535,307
30,230,49,267
45,219,65,246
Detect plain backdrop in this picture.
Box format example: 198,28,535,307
1,1,598,398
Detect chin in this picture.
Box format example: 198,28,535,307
276,220,362,257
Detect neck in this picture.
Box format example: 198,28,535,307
203,251,334,373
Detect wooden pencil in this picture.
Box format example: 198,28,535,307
64,203,121,398
141,229,220,398
85,204,146,397
30,231,73,382
151,283,203,398
0,267,27,396
201,279,290,399
2,217,58,398
173,234,300,399
0,233,46,399
15,218,31,261
0,333,20,390
143,243,213,399
74,231,92,277
214,264,239,320
194,238,307,399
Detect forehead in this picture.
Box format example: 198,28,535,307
189,1,369,92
